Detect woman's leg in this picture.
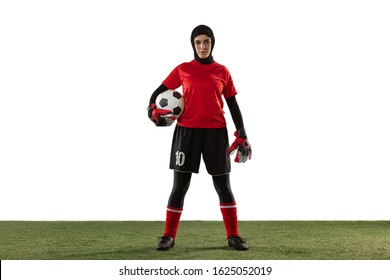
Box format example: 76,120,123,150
168,171,192,208
212,173,235,204
213,174,248,250
157,171,192,250
163,171,192,238
213,174,239,237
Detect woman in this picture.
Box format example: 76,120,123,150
148,25,252,251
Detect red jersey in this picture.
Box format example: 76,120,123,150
162,60,237,128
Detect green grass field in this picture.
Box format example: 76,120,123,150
0,221,389,260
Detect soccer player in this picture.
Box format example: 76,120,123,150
148,25,252,251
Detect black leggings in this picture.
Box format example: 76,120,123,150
168,171,235,208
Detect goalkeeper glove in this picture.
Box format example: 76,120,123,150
228,130,252,163
147,103,175,126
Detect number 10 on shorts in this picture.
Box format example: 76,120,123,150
175,151,185,166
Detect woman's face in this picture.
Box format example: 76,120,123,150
194,34,212,59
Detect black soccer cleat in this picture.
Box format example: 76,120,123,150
156,236,175,251
227,236,249,250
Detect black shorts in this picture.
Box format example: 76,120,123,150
169,125,231,176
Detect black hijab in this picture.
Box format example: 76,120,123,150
190,25,215,64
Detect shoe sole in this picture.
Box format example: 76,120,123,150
156,245,174,251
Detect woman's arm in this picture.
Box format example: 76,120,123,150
149,84,168,105
226,95,247,138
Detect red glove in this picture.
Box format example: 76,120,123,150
147,103,176,126
228,131,252,163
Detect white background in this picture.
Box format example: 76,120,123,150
1,0,389,221
3,260,390,280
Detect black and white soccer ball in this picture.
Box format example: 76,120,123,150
156,89,185,119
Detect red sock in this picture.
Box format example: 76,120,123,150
163,206,183,238
220,202,239,238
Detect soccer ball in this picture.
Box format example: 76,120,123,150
156,89,185,119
